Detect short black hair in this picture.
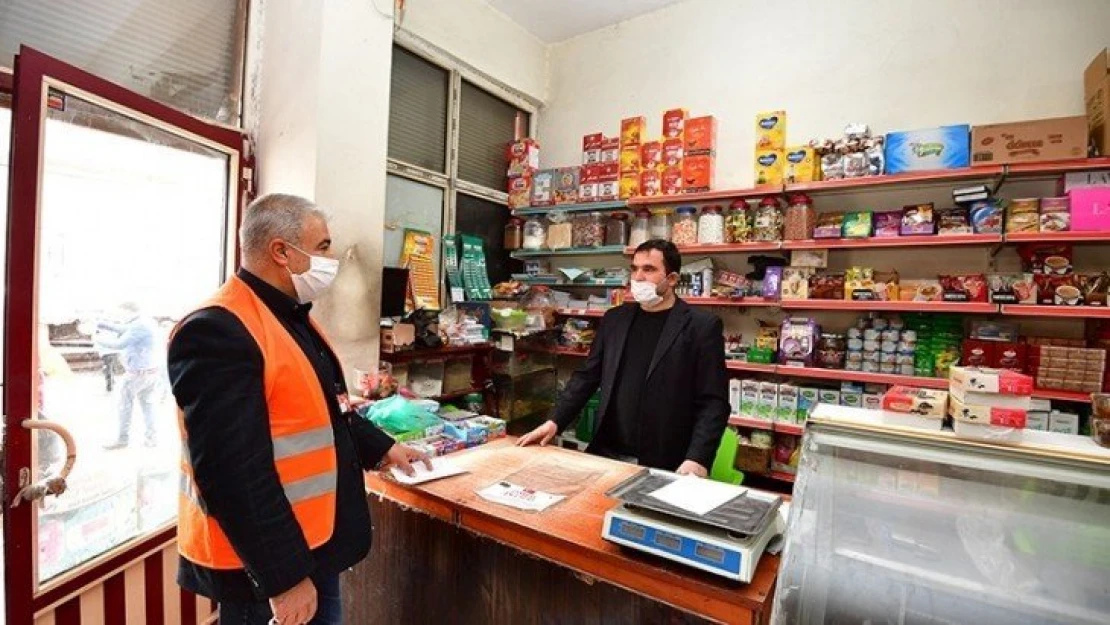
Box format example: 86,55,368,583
633,239,682,274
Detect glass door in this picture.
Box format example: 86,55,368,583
3,46,243,622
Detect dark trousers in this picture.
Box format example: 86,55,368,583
218,574,341,624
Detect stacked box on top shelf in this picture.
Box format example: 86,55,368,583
683,115,717,193
661,108,687,196
948,365,1033,443
620,116,645,198
755,110,786,185
507,138,539,209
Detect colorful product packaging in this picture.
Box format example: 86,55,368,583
620,116,646,149
663,108,688,139
507,138,540,177
582,133,604,165
883,125,970,174
531,169,554,207
783,146,818,183
755,149,784,185
600,137,620,164
755,110,787,150
684,116,717,155
507,175,533,210
682,155,715,193
619,172,640,199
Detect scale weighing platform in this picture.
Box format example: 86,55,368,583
602,469,786,582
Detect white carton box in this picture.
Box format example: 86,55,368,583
729,379,742,415
740,380,759,417
776,384,799,423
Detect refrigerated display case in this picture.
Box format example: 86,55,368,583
772,411,1110,625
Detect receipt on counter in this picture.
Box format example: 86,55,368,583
389,457,467,485
476,481,565,512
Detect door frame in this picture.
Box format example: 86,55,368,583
3,45,246,622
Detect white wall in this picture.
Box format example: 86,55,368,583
398,0,548,100
540,0,1110,187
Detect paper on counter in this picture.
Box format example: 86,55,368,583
647,475,746,516
390,457,468,485
476,481,565,512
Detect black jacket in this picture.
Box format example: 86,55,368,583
552,299,730,470
168,270,396,602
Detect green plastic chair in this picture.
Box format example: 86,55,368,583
709,427,745,485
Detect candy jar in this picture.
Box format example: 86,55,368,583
752,196,784,242
671,206,698,246
629,209,651,247
784,193,815,240
605,212,629,247
504,217,524,250
522,216,546,250
697,205,725,245
649,208,671,241
725,199,751,243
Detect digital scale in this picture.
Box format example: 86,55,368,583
602,469,786,582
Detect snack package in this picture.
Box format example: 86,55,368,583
531,170,555,207
1006,198,1040,233
685,116,717,155
507,138,540,177
969,199,1004,234
755,149,784,185
507,175,533,210
987,273,1038,304
662,138,684,167
781,268,813,300
1035,274,1081,305
1040,197,1070,232
937,207,972,234
756,381,778,421
873,270,900,300
640,169,662,197
661,166,683,195
845,266,876,300
809,273,847,299
791,249,828,268
873,210,902,237
949,365,1034,395
553,167,580,205
619,172,641,199
639,141,661,170
899,279,943,301
620,116,646,148
1079,272,1110,306
771,434,799,475
581,133,603,165
842,211,873,238
663,108,688,139
621,146,643,172
939,274,988,302
763,266,784,299
814,211,845,239
901,203,936,235
600,137,620,164
779,317,819,367
783,146,818,183
881,386,949,419
948,394,1028,428
755,110,787,150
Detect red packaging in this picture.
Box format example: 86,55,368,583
640,169,662,197
962,339,995,368
662,138,684,167
993,342,1028,372
663,108,687,139
597,162,620,182
1017,243,1073,274
600,137,620,164
640,141,663,170
682,155,715,193
506,138,540,177
685,116,718,155
582,133,604,165
620,116,646,148
507,174,533,210
939,274,988,302
578,164,602,203
661,166,683,195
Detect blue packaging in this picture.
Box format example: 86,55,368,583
884,125,970,174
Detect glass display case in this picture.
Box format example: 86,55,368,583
773,413,1110,625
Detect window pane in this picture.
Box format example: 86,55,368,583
0,0,246,123
455,192,519,285
458,81,529,192
388,46,448,172
384,175,444,292
35,92,230,582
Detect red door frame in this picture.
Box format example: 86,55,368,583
4,45,245,623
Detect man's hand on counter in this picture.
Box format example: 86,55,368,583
517,420,558,447
382,444,433,477
675,460,708,478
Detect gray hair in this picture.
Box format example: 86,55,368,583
239,193,326,258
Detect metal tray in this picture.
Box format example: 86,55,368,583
606,469,781,538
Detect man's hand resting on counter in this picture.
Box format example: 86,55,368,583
675,460,708,478
517,420,558,447
382,443,433,476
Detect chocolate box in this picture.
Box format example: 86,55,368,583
582,132,604,165
971,116,1088,165
620,116,646,148
684,116,717,155
948,394,1027,428
682,155,715,193
881,386,949,419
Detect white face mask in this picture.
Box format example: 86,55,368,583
286,243,339,303
630,279,663,307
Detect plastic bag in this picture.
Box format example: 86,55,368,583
360,395,442,436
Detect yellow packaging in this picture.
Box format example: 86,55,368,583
620,147,642,173
755,110,787,150
783,146,818,183
755,149,784,186
619,172,641,199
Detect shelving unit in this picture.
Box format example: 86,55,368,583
627,185,778,206
999,305,1110,319
728,415,804,436
683,296,778,308
511,200,628,216
780,300,998,314
555,308,606,317
511,245,626,258
781,234,1001,250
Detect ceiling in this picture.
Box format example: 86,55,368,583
486,0,689,43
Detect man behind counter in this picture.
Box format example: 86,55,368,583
519,239,730,476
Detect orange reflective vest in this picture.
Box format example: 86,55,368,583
177,276,337,570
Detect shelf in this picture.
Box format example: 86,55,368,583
627,185,781,206
727,416,805,436
511,245,626,258
1004,156,1110,177
784,166,1004,194
427,385,487,402
1032,388,1093,403
726,361,778,374
782,234,1001,250
380,343,492,363
999,305,1110,319
550,346,589,357
624,241,783,255
512,200,628,216
684,296,779,307
769,471,796,483
555,308,607,317
780,300,998,314
1003,231,1110,244
775,365,950,390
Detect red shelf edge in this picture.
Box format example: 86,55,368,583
1032,389,1093,403
685,297,779,307
784,166,1004,193
627,185,781,206
775,365,949,389
556,308,607,317
1004,157,1110,175
726,361,777,373
769,471,797,483
782,234,1001,250
999,305,1110,319
1004,231,1110,243
780,300,998,313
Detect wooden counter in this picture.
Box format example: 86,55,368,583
351,439,779,625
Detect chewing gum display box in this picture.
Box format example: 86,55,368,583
948,394,1027,428
949,365,1033,396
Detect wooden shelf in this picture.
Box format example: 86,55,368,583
684,297,779,307
999,305,1110,319
780,300,998,314
784,166,1004,194
512,200,627,216
627,185,780,206
726,361,777,374
550,346,589,357
782,234,1001,250
775,365,949,389
1003,231,1110,244
728,416,804,436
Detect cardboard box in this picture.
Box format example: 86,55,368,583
380,322,415,353
841,388,863,409
578,164,601,203
600,137,620,164
662,138,684,167
783,146,818,183
620,147,642,172
682,155,715,193
776,384,799,423
1085,48,1110,156
863,393,882,411
755,110,786,150
619,172,641,199
1049,410,1080,435
798,388,819,421
663,108,687,139
640,141,662,171
531,169,554,206
970,116,1088,166
755,149,784,185
620,116,646,148
661,166,683,195
507,138,540,177
949,365,1033,396
948,394,1028,428
582,133,604,165
1068,186,1110,231
685,116,718,155
740,380,760,417
817,389,840,406
756,381,778,421
884,125,971,173
953,419,1024,444
729,379,742,415
881,386,949,419
553,167,579,204
507,174,534,210
640,169,661,197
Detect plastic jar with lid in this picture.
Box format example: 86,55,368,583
572,211,605,247
629,209,651,247
752,196,784,242
725,200,751,243
504,217,524,250
783,193,816,240
672,206,698,246
649,208,671,241
698,205,725,244
522,217,546,250
605,212,630,247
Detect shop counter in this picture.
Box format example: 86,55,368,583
346,439,779,625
